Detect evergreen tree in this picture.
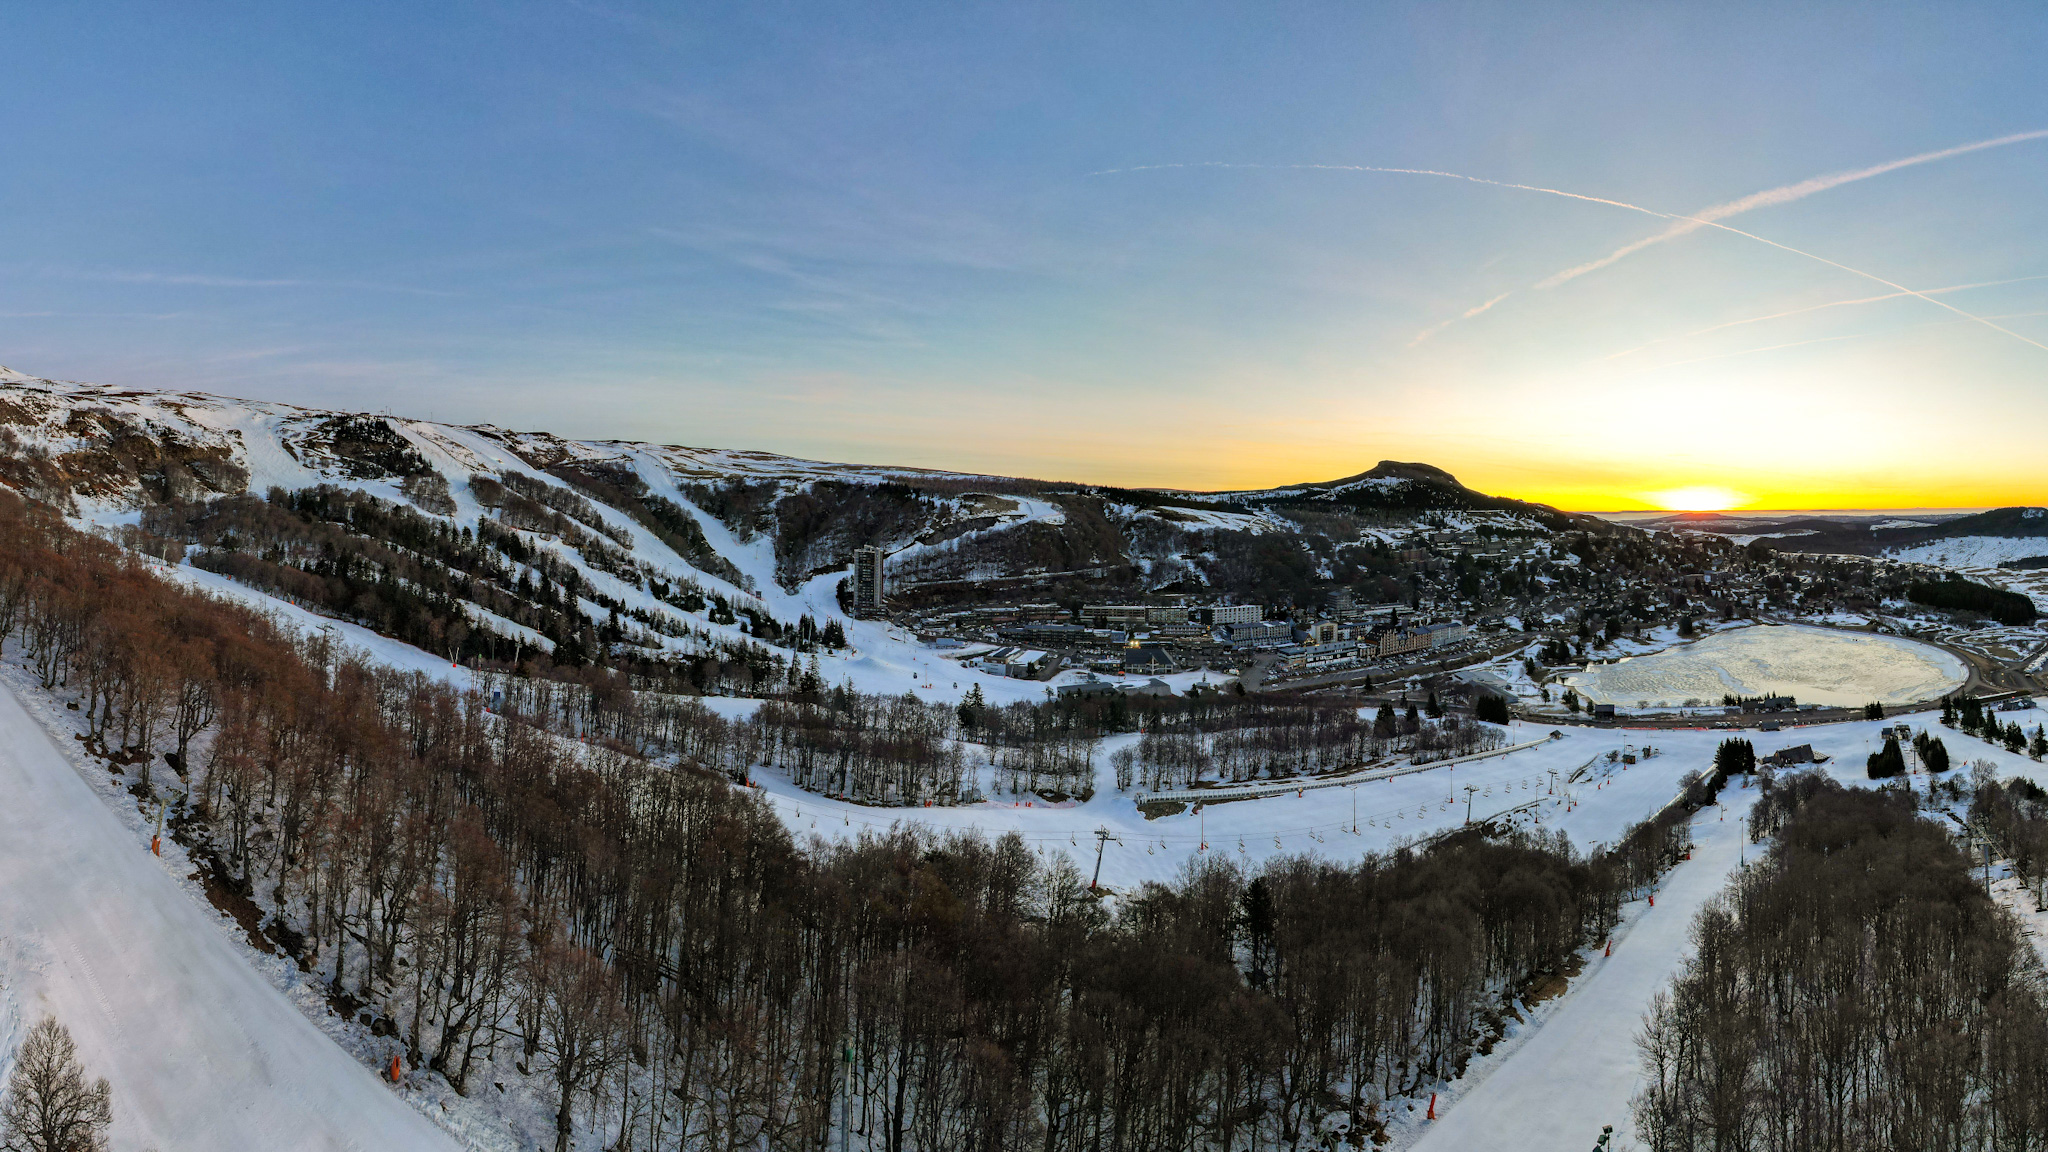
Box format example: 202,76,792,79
1714,737,1757,778
1915,732,1951,773
1866,735,1906,779
956,683,985,732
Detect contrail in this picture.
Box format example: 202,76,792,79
1605,274,2048,360
1679,216,2048,352
1089,162,1676,218
1539,128,2048,289
1637,308,2048,372
1652,333,1869,370
1409,291,1514,347
1095,145,2048,353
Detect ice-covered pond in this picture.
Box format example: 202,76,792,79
1563,624,1968,709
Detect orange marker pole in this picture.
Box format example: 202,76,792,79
390,1055,402,1083
1427,1093,1437,1120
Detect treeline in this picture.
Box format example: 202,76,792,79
1945,694,2048,759
1635,774,2048,1150
1909,574,2039,624
0,488,1708,1150
1107,711,1502,792
485,668,1503,806
749,694,974,802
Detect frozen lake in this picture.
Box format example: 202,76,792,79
1564,624,1967,709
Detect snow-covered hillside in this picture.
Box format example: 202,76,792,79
1886,534,2048,569
0,676,458,1152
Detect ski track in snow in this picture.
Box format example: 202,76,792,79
0,680,456,1152
1404,788,1759,1152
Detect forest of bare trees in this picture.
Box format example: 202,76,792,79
479,663,1494,808
1634,773,2048,1151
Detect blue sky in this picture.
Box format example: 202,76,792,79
4,2,2046,506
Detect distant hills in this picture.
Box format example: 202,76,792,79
0,367,1616,654
1633,505,2048,560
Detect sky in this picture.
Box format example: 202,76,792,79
3,2,2046,511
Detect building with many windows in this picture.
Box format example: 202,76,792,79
1222,619,1292,647
852,546,886,615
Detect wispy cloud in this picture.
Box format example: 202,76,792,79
1539,129,2048,289
42,268,458,296
98,271,316,288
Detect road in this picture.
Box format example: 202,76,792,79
0,680,457,1151
1409,788,1758,1152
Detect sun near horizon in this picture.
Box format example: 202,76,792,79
1646,486,1751,512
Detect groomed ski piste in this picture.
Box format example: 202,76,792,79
0,666,460,1152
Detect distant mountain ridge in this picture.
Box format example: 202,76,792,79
0,365,1614,666
0,367,1596,535
1647,504,2048,557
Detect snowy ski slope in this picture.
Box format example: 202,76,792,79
1406,789,1759,1152
0,681,457,1152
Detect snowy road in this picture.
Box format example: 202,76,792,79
0,683,456,1151
1410,788,1759,1152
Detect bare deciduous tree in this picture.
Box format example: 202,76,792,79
0,1017,112,1152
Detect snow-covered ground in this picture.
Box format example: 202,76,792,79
1886,534,2048,569
742,711,2003,894
1564,624,1965,709
0,680,457,1152
1990,866,2048,972
1393,712,2048,1151
754,721,1596,891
